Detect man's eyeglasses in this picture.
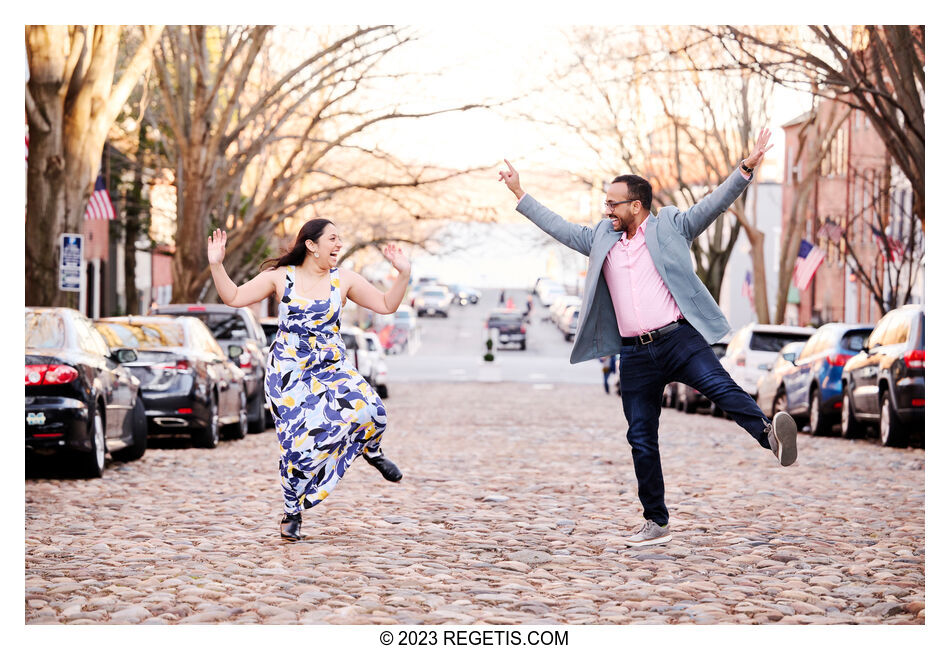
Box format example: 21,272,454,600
603,199,635,213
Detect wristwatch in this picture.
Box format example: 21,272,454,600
740,161,754,175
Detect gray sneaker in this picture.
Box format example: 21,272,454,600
768,411,798,466
625,520,672,547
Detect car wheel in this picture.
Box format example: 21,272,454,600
226,389,248,440
112,395,148,462
77,407,106,478
192,397,220,448
879,391,905,447
841,390,861,439
248,385,266,433
377,384,389,399
520,341,526,350
683,390,697,414
809,389,830,436
772,390,788,419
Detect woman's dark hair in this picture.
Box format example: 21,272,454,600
260,218,335,271
612,174,653,213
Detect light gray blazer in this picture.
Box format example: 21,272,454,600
517,168,752,364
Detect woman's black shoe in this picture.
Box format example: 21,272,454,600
280,512,302,541
363,452,403,482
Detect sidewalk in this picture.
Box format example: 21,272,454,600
26,382,925,624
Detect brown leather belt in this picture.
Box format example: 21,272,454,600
621,319,687,346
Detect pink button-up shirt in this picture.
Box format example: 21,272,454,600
602,219,683,337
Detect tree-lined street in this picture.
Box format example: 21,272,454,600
26,292,925,624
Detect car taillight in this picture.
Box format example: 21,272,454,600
736,355,746,367
25,364,79,385
904,349,925,369
827,354,851,367
239,352,252,369
520,324,526,334
160,360,191,371
911,399,925,407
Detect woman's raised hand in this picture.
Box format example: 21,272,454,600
208,228,227,266
382,243,410,274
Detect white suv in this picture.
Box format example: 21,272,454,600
719,323,815,398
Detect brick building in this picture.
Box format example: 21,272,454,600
780,102,921,327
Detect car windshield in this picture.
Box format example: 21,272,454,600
841,329,873,352
749,331,812,352
423,289,446,297
95,321,186,349
25,312,66,349
178,313,248,339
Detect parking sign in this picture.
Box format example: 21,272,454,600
59,234,83,292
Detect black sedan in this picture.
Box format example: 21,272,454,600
94,316,248,448
841,305,925,447
25,307,147,478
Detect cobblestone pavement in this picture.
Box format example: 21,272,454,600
26,382,925,624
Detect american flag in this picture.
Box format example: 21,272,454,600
741,270,754,306
870,225,905,262
84,175,115,220
792,239,824,291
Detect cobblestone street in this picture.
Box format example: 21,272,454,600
26,382,925,625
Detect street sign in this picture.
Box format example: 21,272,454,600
59,234,83,292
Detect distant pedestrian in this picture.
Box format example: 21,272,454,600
498,289,506,305
207,218,410,541
600,355,617,394
524,296,534,323
499,129,799,548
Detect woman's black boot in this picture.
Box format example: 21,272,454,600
280,512,302,541
363,451,403,482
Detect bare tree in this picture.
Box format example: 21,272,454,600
712,25,924,228
148,25,492,303
836,168,923,313
25,25,163,307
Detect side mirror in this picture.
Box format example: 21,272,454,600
765,364,773,371
113,348,138,364
228,345,243,361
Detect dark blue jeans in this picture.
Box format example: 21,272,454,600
618,321,772,527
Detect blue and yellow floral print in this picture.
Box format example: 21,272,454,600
266,266,386,514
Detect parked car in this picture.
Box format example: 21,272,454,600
841,305,925,446
548,294,582,325
780,323,875,436
558,305,580,342
447,284,481,306
532,277,561,297
416,285,453,317
260,315,279,348
150,304,269,432
378,306,420,354
755,341,807,418
340,326,390,398
719,323,816,399
537,282,566,307
665,338,733,413
486,308,528,350
25,307,147,478
95,316,248,448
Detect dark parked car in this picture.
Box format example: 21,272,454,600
781,323,874,436
151,304,270,432
755,341,807,418
260,316,279,348
95,316,248,448
841,305,925,447
25,307,147,478
486,309,527,350
664,339,731,414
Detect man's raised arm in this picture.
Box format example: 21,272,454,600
499,158,595,257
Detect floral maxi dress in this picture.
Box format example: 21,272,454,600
266,266,386,514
